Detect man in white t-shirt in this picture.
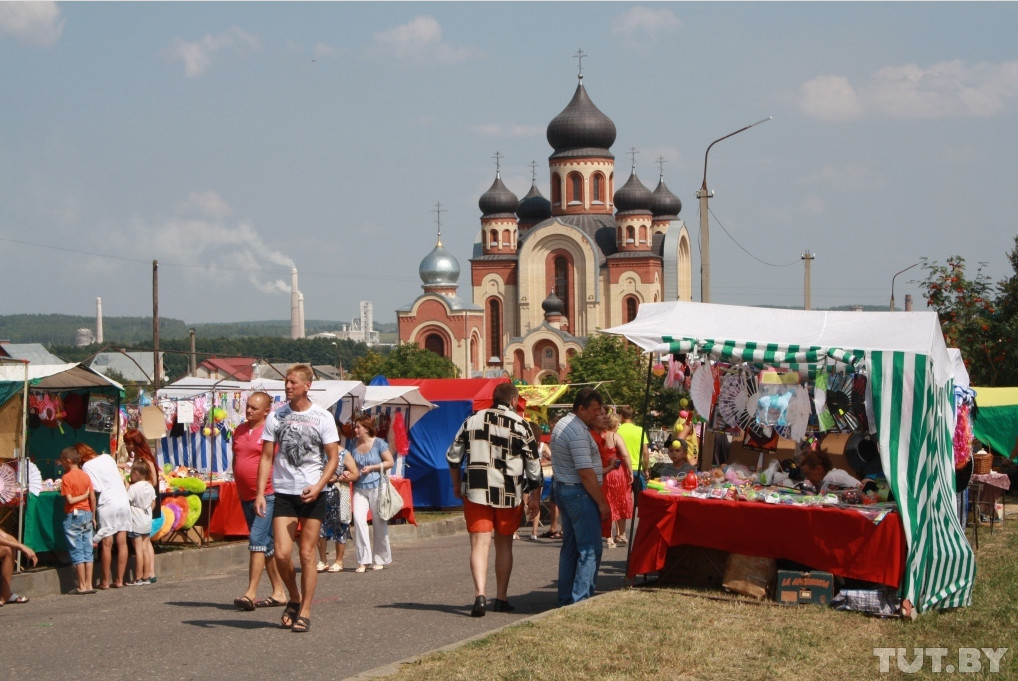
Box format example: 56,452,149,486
255,364,339,633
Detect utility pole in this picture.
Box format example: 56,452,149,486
152,260,160,392
801,250,814,310
189,328,197,376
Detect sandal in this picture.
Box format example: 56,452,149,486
6,593,29,604
327,563,344,572
281,601,300,629
255,596,286,608
615,535,628,545
291,615,311,633
233,596,256,611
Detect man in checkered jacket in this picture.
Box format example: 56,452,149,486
447,382,542,617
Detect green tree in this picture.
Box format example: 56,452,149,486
917,255,1005,386
350,343,458,381
564,333,649,416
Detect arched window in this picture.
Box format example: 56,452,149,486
617,226,624,246
592,173,604,204
624,296,639,323
568,172,583,206
488,298,502,360
489,229,499,248
501,229,511,249
639,225,648,244
554,256,569,306
626,225,636,244
424,333,445,357
551,173,562,207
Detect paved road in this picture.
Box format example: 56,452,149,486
2,531,631,681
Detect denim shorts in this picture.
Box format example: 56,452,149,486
241,495,276,557
63,510,94,566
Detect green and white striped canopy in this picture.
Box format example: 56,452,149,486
605,301,974,613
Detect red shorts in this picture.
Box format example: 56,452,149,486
463,499,523,536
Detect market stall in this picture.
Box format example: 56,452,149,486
605,301,975,614
970,386,1018,460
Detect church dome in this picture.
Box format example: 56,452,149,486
419,241,460,285
517,182,552,222
650,178,682,218
478,174,519,217
613,172,653,213
547,79,616,157
541,290,565,315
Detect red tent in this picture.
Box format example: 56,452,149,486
387,378,507,412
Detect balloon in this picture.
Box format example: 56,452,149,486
212,407,227,423
202,427,211,436
679,397,689,407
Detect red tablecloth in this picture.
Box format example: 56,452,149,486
208,478,417,537
628,490,906,588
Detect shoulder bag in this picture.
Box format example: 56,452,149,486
376,465,404,522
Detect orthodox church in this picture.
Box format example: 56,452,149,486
397,71,693,383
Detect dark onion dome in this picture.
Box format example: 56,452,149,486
419,240,460,285
478,174,519,217
650,178,682,218
613,172,653,213
547,79,617,157
542,290,565,315
517,182,552,222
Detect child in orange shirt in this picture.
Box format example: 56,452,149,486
59,446,97,595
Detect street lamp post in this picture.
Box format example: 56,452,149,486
697,117,772,303
890,263,918,312
331,341,340,376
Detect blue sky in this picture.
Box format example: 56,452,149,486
2,2,1016,326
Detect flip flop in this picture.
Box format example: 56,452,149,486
254,596,286,608
6,594,29,604
69,589,96,595
233,596,256,611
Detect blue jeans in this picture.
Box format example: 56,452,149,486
554,481,603,606
241,495,276,557
63,510,94,566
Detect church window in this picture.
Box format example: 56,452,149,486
639,225,648,244
488,298,502,359
551,173,562,207
554,256,569,306
424,333,445,357
624,296,639,323
626,225,635,244
592,173,604,204
501,229,511,249
567,172,583,206
489,229,498,248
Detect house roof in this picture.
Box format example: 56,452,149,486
0,342,66,364
90,351,163,383
199,357,256,381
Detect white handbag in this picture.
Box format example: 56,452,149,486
376,467,404,522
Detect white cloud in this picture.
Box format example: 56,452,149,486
799,60,1018,120
0,1,63,46
798,75,862,121
611,6,682,46
177,190,233,219
164,27,261,78
470,123,544,138
371,15,481,65
313,42,336,59
869,60,1018,118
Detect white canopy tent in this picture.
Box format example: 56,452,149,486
605,300,974,614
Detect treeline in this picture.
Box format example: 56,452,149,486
0,314,397,345
50,336,374,383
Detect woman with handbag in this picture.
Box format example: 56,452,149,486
350,415,395,572
317,448,358,573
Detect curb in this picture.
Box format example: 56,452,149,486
11,515,467,599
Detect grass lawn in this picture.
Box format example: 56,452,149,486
379,508,1017,681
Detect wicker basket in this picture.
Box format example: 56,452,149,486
973,452,993,475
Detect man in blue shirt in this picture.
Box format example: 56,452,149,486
551,387,610,606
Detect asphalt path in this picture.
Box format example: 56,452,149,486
2,531,631,681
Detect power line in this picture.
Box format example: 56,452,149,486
698,207,801,268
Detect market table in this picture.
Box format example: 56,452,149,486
627,490,907,588
206,477,418,537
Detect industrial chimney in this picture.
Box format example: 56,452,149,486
298,292,306,339
290,268,300,340
96,297,104,344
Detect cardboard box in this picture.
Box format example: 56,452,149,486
775,569,835,606
658,545,728,589
722,553,776,600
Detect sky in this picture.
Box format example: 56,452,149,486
1,2,1017,327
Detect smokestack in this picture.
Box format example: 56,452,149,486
298,292,306,339
96,297,104,344
290,268,300,340
905,294,913,312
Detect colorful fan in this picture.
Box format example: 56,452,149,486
0,462,17,503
